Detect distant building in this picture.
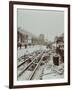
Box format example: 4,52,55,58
39,34,44,41
39,34,45,45
32,36,38,45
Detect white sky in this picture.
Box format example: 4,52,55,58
17,9,64,41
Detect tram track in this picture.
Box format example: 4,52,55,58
17,49,52,80
28,55,43,80
17,53,37,68
17,51,44,79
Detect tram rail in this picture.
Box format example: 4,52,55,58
17,51,44,78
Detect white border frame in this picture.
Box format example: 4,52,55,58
13,4,68,85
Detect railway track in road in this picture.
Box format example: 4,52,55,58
17,53,37,68
17,50,42,77
28,55,43,80
17,49,52,80
17,50,41,67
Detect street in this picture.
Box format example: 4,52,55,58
17,45,64,81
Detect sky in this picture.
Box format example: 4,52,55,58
17,9,64,41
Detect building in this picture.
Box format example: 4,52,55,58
39,34,45,45
17,27,33,47
55,33,64,63
17,27,48,47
